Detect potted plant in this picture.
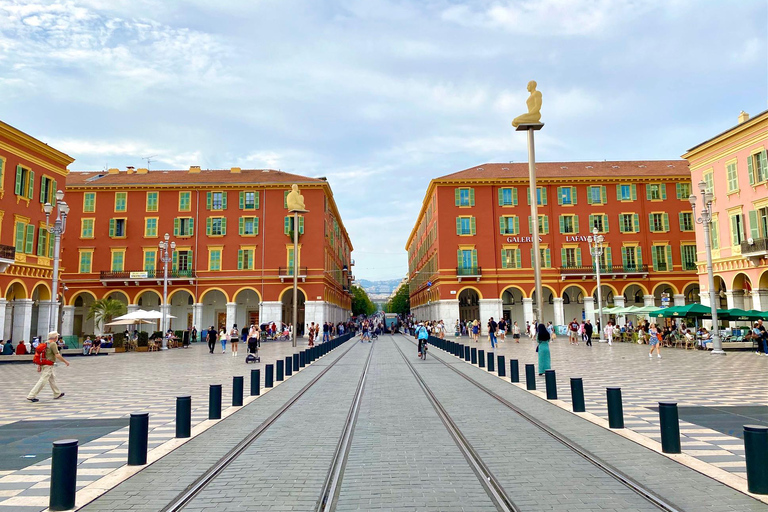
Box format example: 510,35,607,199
137,331,150,352
113,332,126,353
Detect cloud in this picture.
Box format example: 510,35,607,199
45,137,203,169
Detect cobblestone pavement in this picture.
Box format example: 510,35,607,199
450,333,768,478
0,339,317,511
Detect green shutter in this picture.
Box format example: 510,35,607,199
37,228,45,255
109,219,115,237
254,191,260,209
589,214,594,229
748,155,755,185
514,217,519,234
649,213,654,231
559,215,565,234
527,187,531,205
761,150,768,181
543,216,549,234
498,189,503,206
561,248,567,266
457,249,462,267
237,249,244,270
571,186,577,205
512,187,518,205
573,215,579,233
239,191,244,209
456,217,462,235
605,247,612,268
528,216,532,234
284,190,289,208
631,184,637,200
646,184,652,200
557,186,563,205
470,217,476,235
27,170,34,199
239,217,244,235
221,217,227,235
663,213,669,232
174,218,180,236
652,247,658,270
25,224,34,254
40,177,47,202
206,192,212,210
679,212,684,230
515,248,521,268
188,218,194,236
48,232,53,258
15,222,24,252
455,188,460,206
299,216,304,234
616,184,622,201
254,217,259,235
576,248,582,267
15,166,23,195
601,186,607,204
602,214,609,233
541,188,547,205
660,184,667,200
499,216,505,234
501,249,508,269
676,183,681,199
666,246,673,271
469,188,475,206
221,192,227,210
586,187,593,205
633,213,639,232
172,251,178,271
284,216,291,235
749,210,759,239
471,249,478,269
206,217,212,236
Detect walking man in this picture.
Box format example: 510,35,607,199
207,326,217,354
584,320,593,347
27,331,69,402
488,317,498,349
568,318,580,345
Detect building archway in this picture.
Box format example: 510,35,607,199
653,283,676,308
71,291,96,337
30,283,53,340
235,288,261,329
731,273,753,310
683,283,700,304
562,285,586,323
458,288,480,323
623,284,646,306
4,281,28,341
501,287,524,328
713,275,728,309
169,289,194,331
531,285,556,324
201,289,228,332
281,288,305,335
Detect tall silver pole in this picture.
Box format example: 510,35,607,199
527,129,543,326
292,211,299,348
49,229,61,333
702,212,724,354
595,240,604,341
162,244,169,350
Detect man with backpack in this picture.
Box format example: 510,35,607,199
416,322,428,357
27,331,70,403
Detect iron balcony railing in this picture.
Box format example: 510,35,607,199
682,262,698,271
0,244,15,260
278,266,308,277
456,266,482,277
741,237,768,256
560,264,649,275
100,269,196,280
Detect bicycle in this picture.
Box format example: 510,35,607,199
420,341,427,360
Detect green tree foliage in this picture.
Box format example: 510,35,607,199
350,285,376,316
386,285,410,315
87,298,127,333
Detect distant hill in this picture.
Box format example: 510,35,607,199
358,278,402,296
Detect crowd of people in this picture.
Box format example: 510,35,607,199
1,334,71,356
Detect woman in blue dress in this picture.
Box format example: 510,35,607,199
537,323,551,375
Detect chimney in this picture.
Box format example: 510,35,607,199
108,168,120,174
126,167,134,174
137,168,148,174
739,111,750,124
230,167,241,174
189,165,201,173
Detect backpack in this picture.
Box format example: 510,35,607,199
33,342,54,366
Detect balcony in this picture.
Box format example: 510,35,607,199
0,244,15,272
682,262,698,271
100,269,196,284
560,264,649,280
279,266,308,283
741,237,768,263
456,266,482,282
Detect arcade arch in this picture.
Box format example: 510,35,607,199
501,286,524,327
169,289,194,331
281,288,305,335
201,289,228,332
458,288,480,323
234,288,261,329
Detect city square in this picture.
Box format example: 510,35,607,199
1,1,768,511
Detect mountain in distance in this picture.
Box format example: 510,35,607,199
357,278,402,296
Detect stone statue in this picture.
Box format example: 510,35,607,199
286,184,306,211
512,80,542,127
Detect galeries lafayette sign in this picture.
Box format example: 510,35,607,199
505,235,591,243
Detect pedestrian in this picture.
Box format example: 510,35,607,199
498,318,506,342
756,319,767,355
219,327,227,354
536,323,551,376
416,322,428,356
604,321,614,346
512,321,521,343
191,325,198,344
230,324,239,357
472,319,479,342
27,331,69,402
488,317,498,349
568,318,579,345
648,323,661,358
207,326,217,354
584,320,593,347
308,322,315,347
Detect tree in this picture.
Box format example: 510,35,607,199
87,298,127,333
386,285,410,315
350,285,376,316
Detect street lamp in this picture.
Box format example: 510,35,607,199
587,227,605,341
689,182,725,355
159,233,176,350
44,190,69,333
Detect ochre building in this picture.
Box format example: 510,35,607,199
60,166,353,337
0,120,74,342
406,161,700,332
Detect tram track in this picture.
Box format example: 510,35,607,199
401,334,683,512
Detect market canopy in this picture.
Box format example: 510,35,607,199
653,303,712,318
716,308,766,321
114,309,175,321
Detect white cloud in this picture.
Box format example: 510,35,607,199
45,137,203,169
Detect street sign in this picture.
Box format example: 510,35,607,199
130,271,148,279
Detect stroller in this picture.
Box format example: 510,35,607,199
245,336,261,363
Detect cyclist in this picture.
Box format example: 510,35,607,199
416,322,429,357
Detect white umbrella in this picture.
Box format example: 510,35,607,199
115,310,175,320
106,318,155,326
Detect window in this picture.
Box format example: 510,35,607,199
209,248,222,271
498,187,517,206
646,183,666,201
530,247,551,268
499,216,518,235
559,214,579,234
681,245,696,270
730,213,745,246
239,191,259,210
676,182,691,200
457,248,478,271
143,249,156,271
79,250,93,273
621,246,642,270
456,216,476,235
287,246,295,271
619,213,639,233
587,186,606,205
652,245,672,271
455,187,475,207
726,161,739,192
501,248,521,269
17,222,34,254
528,215,549,235
557,186,577,205
239,216,259,236
115,192,127,212
207,191,227,210
238,248,255,270
589,214,608,233
649,213,669,232
146,192,158,212
14,221,25,253
561,247,582,267
111,250,125,272
109,218,126,238
84,192,96,212
750,208,768,239
593,247,612,271
40,176,57,205
284,216,305,235
710,214,720,250
37,227,51,258
748,150,768,185
527,186,547,206
703,170,714,196
174,217,194,237
617,184,636,201
179,192,191,211
207,217,227,236
81,218,94,239
174,250,192,271
144,217,158,237
13,165,34,200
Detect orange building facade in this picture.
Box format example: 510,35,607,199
60,167,353,337
0,120,74,342
406,161,700,332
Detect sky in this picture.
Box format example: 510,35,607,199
1,0,766,281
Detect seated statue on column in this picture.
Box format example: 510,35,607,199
512,81,543,127
286,184,306,211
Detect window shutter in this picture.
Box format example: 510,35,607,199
206,217,212,236
456,217,462,235
239,217,244,235
254,191,260,209
541,188,547,205
571,186,577,204
678,212,684,230
573,215,579,233
457,249,462,267
239,191,244,209
621,247,628,268
499,216,505,234
646,184,652,200
514,217,519,234
666,246,673,271
471,249,478,269
631,184,637,201
469,188,475,206
25,224,34,254
761,150,768,181
543,216,549,234
254,217,259,234
616,184,622,201
636,248,642,267
660,184,667,200
561,248,567,266
455,188,460,206
501,249,507,269
749,210,759,239
652,247,658,270
221,217,227,235
515,248,521,268
601,186,607,204
15,166,23,195
174,218,180,236
576,248,582,267
587,187,593,205
206,192,212,210
559,215,565,234
470,217,476,235
27,170,34,199
40,177,47,203
527,187,531,205
512,187,518,205
237,249,244,270
557,187,563,205
649,213,654,231
605,247,612,268
284,216,290,235
15,222,25,252
675,183,681,199
37,228,46,256
602,214,609,233
188,218,194,236
747,155,755,185
528,216,532,234
48,233,53,258
221,192,227,210
498,189,503,206
546,249,552,268
172,251,178,271
633,213,639,232
589,214,595,229
663,213,669,232
109,219,115,237
298,216,304,234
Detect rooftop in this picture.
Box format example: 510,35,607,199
437,160,688,181
67,168,325,187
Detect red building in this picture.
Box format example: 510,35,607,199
406,161,700,332
60,166,353,337
0,120,74,342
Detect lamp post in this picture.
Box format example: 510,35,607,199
689,181,725,355
159,233,176,350
587,227,605,341
44,191,69,333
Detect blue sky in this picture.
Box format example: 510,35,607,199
1,0,766,281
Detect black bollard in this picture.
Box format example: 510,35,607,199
293,354,299,372
658,402,681,454
478,350,485,368
49,439,78,511
525,364,536,390
265,364,274,388
285,356,293,376
127,413,149,465
250,369,260,396
471,347,477,364
299,351,305,367
232,376,244,407
487,352,495,372
464,345,470,361
545,370,557,400
510,359,519,383
570,378,585,412
176,396,191,438
209,384,222,420
744,425,768,494
606,387,624,429
276,360,284,381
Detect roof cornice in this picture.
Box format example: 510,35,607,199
0,120,74,168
